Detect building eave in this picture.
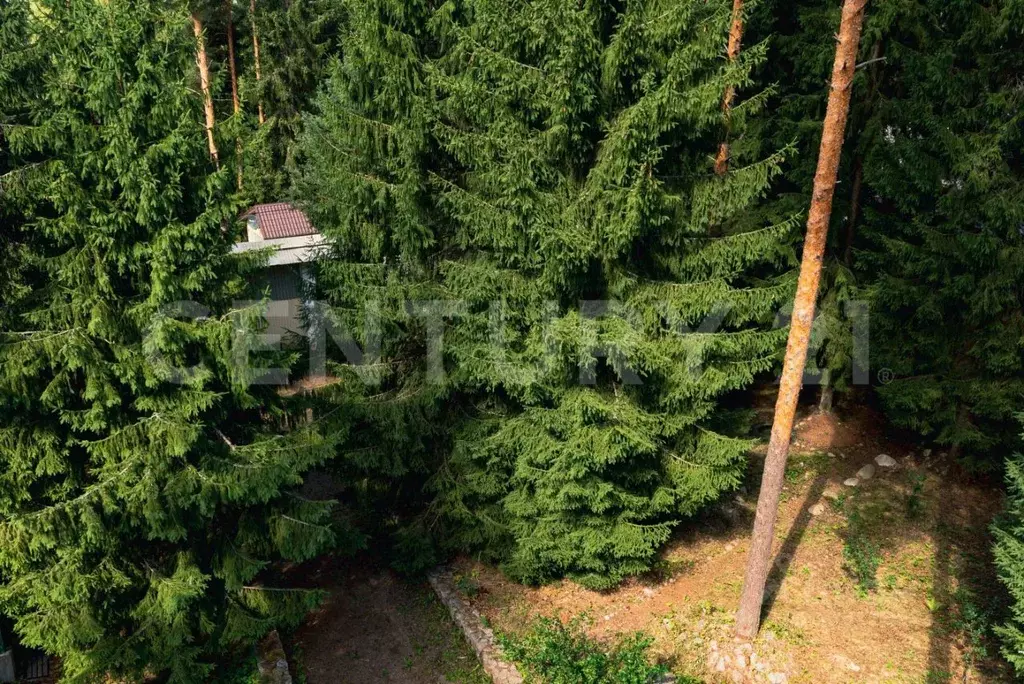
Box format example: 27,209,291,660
231,233,329,266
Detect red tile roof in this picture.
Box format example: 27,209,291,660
242,202,316,239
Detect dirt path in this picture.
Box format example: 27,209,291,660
289,556,488,684
453,407,1010,683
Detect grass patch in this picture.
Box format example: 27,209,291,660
784,451,832,484
762,615,810,647
842,509,881,596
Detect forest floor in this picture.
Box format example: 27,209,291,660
451,405,1012,683
286,553,488,684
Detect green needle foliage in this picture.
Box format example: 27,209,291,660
861,0,1024,463
0,0,36,329
993,417,1024,675
298,0,796,588
236,0,347,204
0,1,344,680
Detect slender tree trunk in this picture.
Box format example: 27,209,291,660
842,41,882,266
715,0,745,176
735,0,869,639
818,370,834,412
190,13,219,166
842,158,863,265
226,1,240,116
250,0,265,126
226,0,243,189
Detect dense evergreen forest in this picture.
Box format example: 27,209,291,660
0,0,1022,681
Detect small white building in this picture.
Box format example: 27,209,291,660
232,203,327,340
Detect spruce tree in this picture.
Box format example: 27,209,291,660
993,416,1024,675
299,0,796,588
0,0,38,327
855,0,1024,462
239,0,346,203
0,1,342,679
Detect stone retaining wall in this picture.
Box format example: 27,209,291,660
427,569,524,684
258,630,293,684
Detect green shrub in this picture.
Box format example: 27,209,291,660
498,615,688,684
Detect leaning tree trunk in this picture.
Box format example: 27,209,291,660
735,0,869,639
190,13,219,166
715,0,745,176
226,0,243,188
250,0,265,126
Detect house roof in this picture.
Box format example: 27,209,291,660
241,202,316,239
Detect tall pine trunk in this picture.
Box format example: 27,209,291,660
226,0,243,188
190,12,219,165
250,0,265,125
715,0,744,176
735,0,869,639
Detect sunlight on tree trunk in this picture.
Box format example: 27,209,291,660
190,12,219,166
226,0,243,188
250,0,265,126
715,0,744,176
735,0,869,639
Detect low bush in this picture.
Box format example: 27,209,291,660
498,615,692,684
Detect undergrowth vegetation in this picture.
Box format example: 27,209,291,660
498,615,690,684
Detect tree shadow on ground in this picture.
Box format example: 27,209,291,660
760,469,832,623
926,474,1007,683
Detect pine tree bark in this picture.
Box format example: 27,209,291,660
226,0,240,116
250,0,265,125
715,0,745,176
190,12,219,166
735,0,869,639
226,0,243,189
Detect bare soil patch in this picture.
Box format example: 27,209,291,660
288,554,488,684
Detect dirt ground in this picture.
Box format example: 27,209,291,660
451,406,1012,683
288,554,488,684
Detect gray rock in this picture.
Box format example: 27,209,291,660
856,463,876,480
875,453,897,467
843,477,859,487
810,502,826,516
768,673,787,684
